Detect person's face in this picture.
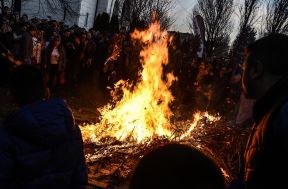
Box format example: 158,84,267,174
39,30,44,38
242,53,263,99
64,31,70,38
22,15,28,22
30,30,36,36
53,22,58,29
6,8,11,15
21,25,27,32
75,37,81,45
81,34,86,42
55,38,61,47
86,32,92,40
14,13,20,21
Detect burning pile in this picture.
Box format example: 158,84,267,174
77,19,235,188
80,20,220,144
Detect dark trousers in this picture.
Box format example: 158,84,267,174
227,178,244,189
49,64,59,94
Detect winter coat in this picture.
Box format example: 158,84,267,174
0,99,87,189
19,32,33,61
244,76,288,189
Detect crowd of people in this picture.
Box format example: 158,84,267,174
0,6,238,114
1,6,288,189
0,6,127,97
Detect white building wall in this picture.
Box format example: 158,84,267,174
3,0,121,29
98,0,119,16
96,0,109,15
107,0,116,15
78,0,97,29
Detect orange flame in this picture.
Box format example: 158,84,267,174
81,20,176,143
80,21,221,144
180,112,221,140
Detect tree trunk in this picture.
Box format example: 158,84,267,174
0,0,4,13
13,0,21,14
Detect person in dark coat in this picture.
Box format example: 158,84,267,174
18,23,33,64
241,34,288,189
0,65,87,188
65,33,85,89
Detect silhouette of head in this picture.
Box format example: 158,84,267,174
242,34,288,99
10,65,45,106
129,143,225,189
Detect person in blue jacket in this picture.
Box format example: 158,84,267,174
0,65,87,188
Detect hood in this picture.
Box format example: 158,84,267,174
4,99,77,146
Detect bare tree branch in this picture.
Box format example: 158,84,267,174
120,0,175,30
264,0,288,34
0,0,4,13
239,0,261,33
188,0,234,57
230,0,259,69
45,0,79,20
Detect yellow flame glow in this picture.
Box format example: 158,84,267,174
180,112,221,140
81,20,175,143
80,21,221,144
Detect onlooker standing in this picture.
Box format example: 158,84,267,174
30,25,42,65
236,34,288,189
18,23,33,64
82,32,96,82
68,33,85,88
43,35,66,94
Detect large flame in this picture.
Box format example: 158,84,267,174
82,20,175,143
80,21,221,144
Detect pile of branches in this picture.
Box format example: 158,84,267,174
82,117,251,188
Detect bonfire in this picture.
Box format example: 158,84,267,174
81,19,220,144
80,19,224,188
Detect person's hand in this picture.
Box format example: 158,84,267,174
6,51,14,61
14,61,22,66
230,74,242,84
44,64,48,69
